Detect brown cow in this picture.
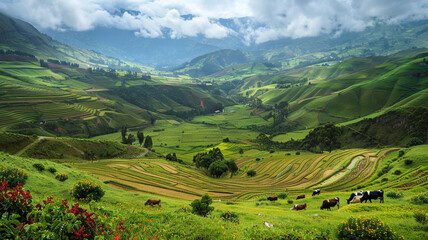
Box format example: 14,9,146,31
350,196,362,204
144,199,161,207
320,197,339,210
290,203,307,211
296,194,305,200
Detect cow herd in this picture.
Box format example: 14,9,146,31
266,189,384,211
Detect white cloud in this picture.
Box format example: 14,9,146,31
0,0,427,44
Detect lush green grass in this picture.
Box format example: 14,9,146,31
191,105,270,129
92,120,259,161
272,129,310,142
2,144,427,239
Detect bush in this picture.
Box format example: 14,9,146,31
247,170,256,177
398,150,405,157
0,166,28,187
407,137,423,147
414,211,427,225
255,158,260,161
278,192,289,199
386,190,403,199
269,150,275,153
208,161,228,178
55,173,69,182
71,180,105,201
47,167,57,174
295,152,300,155
287,199,294,204
393,170,402,175
190,194,214,217
404,159,413,165
221,211,239,223
33,163,45,171
410,194,428,204
337,216,404,240
381,178,388,182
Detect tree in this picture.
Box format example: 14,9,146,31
143,135,153,149
127,134,135,144
303,123,342,153
137,131,145,146
239,148,244,154
121,126,128,144
226,160,239,177
200,154,214,169
190,194,214,217
208,161,228,178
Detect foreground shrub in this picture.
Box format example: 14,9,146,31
190,194,214,217
386,190,403,199
410,194,428,204
55,172,69,182
0,166,28,187
278,192,289,199
71,180,105,201
414,211,427,225
247,170,256,177
47,167,57,174
337,216,404,240
0,182,32,224
221,211,239,223
287,199,294,204
32,163,45,171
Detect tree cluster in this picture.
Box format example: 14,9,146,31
302,123,342,153
193,148,238,178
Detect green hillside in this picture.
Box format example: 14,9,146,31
238,49,428,129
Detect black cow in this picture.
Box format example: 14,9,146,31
312,189,321,196
267,196,278,201
360,190,384,203
320,197,340,210
347,191,363,204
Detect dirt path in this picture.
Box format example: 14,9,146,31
16,137,44,156
137,148,149,158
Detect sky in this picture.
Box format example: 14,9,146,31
1,0,428,44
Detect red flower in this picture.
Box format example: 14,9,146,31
15,222,24,229
114,234,121,240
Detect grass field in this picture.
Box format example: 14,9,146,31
2,144,427,239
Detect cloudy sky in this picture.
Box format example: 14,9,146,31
1,0,428,44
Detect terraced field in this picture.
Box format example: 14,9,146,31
76,148,413,200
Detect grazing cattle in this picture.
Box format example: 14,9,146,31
320,197,340,210
296,194,305,200
144,199,161,207
350,196,362,204
290,203,307,211
347,191,363,204
267,196,278,201
312,189,321,196
263,221,273,228
361,190,384,203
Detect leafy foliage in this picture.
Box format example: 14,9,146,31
278,192,289,199
247,170,256,177
190,194,214,217
303,123,342,153
226,160,239,177
193,148,224,169
386,190,403,199
47,167,57,174
71,180,105,201
32,163,45,172
0,166,28,187
55,173,69,182
137,131,145,145
221,211,239,223
410,194,428,205
144,135,153,149
337,216,404,240
413,211,427,225
208,160,228,178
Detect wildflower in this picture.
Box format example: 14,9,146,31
114,234,121,240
